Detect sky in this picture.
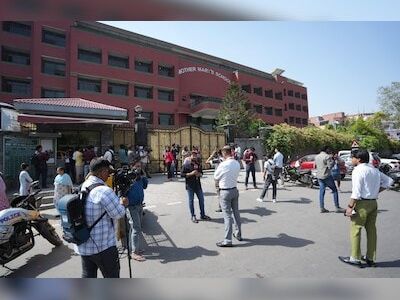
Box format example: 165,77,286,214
102,21,400,117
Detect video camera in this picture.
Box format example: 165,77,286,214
113,166,142,196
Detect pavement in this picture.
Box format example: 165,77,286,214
1,170,400,278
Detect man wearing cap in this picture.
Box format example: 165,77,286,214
214,145,242,247
339,149,393,267
76,158,128,278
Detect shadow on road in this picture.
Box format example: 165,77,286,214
240,207,277,217
207,217,257,225
377,259,400,268
141,211,219,264
4,245,75,278
236,233,314,248
275,197,312,204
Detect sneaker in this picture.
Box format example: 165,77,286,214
215,208,223,212
233,232,243,241
191,216,198,223
338,256,363,268
200,215,211,221
253,185,258,189
245,186,249,190
272,198,277,203
216,241,233,247
256,198,263,202
320,208,329,213
361,255,377,267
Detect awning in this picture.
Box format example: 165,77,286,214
18,114,130,125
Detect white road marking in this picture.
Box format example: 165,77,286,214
167,201,182,206
143,205,157,210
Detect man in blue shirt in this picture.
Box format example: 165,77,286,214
126,157,148,262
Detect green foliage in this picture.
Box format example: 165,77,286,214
378,82,400,126
248,118,267,138
217,83,254,137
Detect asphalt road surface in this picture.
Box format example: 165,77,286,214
2,171,399,278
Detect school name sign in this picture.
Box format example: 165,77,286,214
178,67,232,84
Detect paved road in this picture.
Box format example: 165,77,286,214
1,171,399,278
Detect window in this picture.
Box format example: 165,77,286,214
1,47,30,65
2,22,31,36
284,118,288,123
135,60,153,73
264,106,273,115
254,105,262,114
303,106,308,112
42,29,66,47
134,86,153,99
296,117,301,124
241,84,251,93
289,116,294,123
41,88,65,98
158,113,174,125
302,119,308,125
78,48,102,64
253,87,263,96
158,65,174,77
295,92,301,98
141,112,153,124
301,94,307,100
42,59,65,76
2,77,31,95
284,104,287,111
78,77,101,93
108,55,129,69
265,89,273,98
158,89,174,102
284,89,286,96
288,90,294,97
275,92,283,100
289,103,294,110
108,82,128,96
296,104,302,111
275,109,283,116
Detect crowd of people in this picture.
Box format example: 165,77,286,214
0,141,394,278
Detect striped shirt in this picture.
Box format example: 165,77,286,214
75,175,125,256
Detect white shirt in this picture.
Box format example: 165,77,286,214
264,159,275,175
214,157,240,189
19,170,33,196
351,163,393,200
273,151,284,168
234,146,242,158
103,149,114,163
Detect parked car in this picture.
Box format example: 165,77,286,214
290,154,346,179
380,157,400,171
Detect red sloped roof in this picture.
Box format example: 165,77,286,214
14,98,126,112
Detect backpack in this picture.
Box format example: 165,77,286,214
57,183,105,245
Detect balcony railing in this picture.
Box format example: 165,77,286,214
190,97,222,108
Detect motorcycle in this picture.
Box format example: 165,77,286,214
380,163,400,190
283,165,317,188
0,181,62,266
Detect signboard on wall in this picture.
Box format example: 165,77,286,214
1,108,21,132
178,66,232,84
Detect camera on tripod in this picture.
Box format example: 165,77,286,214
113,166,141,196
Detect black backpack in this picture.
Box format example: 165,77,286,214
57,183,106,245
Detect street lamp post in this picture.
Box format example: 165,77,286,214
134,105,148,147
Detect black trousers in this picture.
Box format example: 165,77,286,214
81,246,120,278
245,164,256,187
260,175,277,199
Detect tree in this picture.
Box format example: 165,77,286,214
378,82,400,125
248,118,267,138
217,82,254,137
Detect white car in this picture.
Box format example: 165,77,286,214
380,158,400,171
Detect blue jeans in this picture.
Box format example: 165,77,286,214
318,176,339,209
245,164,256,187
126,205,143,254
187,188,205,218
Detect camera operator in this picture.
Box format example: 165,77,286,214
125,157,148,262
76,158,128,278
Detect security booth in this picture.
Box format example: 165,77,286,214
12,98,129,185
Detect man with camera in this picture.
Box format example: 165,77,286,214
339,149,393,268
182,151,211,223
126,157,148,262
77,158,128,278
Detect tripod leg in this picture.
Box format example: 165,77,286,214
124,212,133,278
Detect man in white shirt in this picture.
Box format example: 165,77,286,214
103,146,115,165
19,163,33,196
257,154,277,203
339,149,393,268
214,145,241,247
273,148,284,185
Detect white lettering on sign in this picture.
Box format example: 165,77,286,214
178,66,231,84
